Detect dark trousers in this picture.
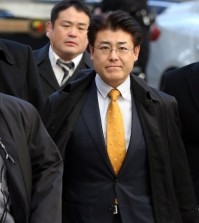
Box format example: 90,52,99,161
113,214,122,223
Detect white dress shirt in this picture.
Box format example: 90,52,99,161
49,45,83,86
95,74,132,150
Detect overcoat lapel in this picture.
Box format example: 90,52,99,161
39,61,60,90
119,88,145,174
131,76,165,162
81,81,114,173
34,44,60,90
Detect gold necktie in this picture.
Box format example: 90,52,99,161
107,89,126,175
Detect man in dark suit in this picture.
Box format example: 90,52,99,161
0,92,62,223
161,62,199,203
42,10,199,223
0,38,44,113
34,0,93,102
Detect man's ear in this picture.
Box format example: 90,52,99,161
46,21,53,38
134,46,140,61
89,45,94,60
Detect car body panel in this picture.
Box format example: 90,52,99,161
146,0,199,89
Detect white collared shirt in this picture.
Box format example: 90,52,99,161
95,74,132,150
49,46,83,86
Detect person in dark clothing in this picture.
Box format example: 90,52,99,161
42,10,199,223
161,62,199,203
34,0,93,103
0,38,44,113
0,92,63,223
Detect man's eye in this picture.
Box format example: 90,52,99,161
119,47,128,51
62,24,70,27
78,27,86,30
100,46,110,50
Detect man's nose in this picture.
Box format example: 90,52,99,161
68,27,77,36
108,49,120,59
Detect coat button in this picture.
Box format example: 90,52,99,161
115,179,119,185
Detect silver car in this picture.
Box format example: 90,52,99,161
146,0,199,89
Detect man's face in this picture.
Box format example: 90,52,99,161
89,29,140,88
47,6,90,61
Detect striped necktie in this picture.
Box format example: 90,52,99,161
56,59,74,85
107,89,126,175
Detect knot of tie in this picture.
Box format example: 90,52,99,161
108,89,121,101
56,59,74,70
56,59,74,85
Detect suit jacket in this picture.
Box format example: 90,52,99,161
33,43,93,102
0,38,44,113
161,62,199,202
0,93,63,223
42,69,199,223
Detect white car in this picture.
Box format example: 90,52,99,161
146,0,199,89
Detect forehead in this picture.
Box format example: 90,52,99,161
57,6,90,24
95,29,133,45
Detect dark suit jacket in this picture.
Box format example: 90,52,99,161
161,62,199,202
0,38,44,113
42,69,199,223
0,93,63,223
33,43,93,102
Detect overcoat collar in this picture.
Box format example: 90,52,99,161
0,40,15,65
52,69,161,157
34,43,60,90
52,69,160,136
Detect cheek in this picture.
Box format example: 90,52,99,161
80,38,88,49
54,27,67,37
91,55,102,68
91,54,102,65
50,30,60,40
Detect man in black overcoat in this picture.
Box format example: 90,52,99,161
0,38,44,113
161,62,199,203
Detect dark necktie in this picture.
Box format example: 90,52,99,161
56,59,74,85
107,89,126,175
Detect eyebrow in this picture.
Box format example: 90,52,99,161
98,41,128,45
62,20,88,27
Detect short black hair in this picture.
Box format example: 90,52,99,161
88,10,143,47
50,0,92,25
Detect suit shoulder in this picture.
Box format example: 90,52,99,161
0,93,38,116
0,38,31,51
132,74,176,104
163,62,199,82
33,44,49,55
33,44,49,63
151,86,176,103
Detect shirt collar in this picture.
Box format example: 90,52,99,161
49,45,83,71
95,74,131,100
